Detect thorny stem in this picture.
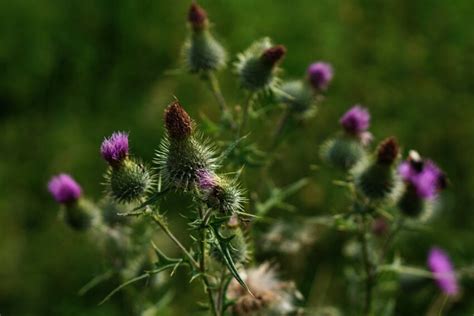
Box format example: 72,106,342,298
198,206,220,316
216,267,228,314
205,71,234,129
359,214,374,316
379,217,404,264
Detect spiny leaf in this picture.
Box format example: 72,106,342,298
210,224,253,296
98,264,177,305
218,133,250,162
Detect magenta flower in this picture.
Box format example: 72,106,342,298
100,132,129,165
196,169,217,191
398,155,445,199
340,105,371,135
427,247,459,296
48,174,82,204
307,62,333,90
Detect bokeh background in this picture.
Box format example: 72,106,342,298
1,0,473,315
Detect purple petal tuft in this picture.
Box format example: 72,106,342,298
101,132,129,165
427,247,459,296
48,173,82,204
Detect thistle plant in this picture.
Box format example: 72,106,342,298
46,2,471,316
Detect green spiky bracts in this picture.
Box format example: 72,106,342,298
352,137,403,205
235,37,286,93
155,101,218,192
182,3,227,74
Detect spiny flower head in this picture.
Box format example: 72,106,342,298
100,132,129,166
235,37,285,92
427,247,459,296
340,105,370,135
196,168,218,191
164,101,193,141
376,137,399,165
398,151,446,199
188,2,208,30
307,62,333,91
261,45,286,67
227,263,300,315
48,174,82,204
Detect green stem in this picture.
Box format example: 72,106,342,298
149,212,199,269
271,108,291,150
206,72,233,128
238,92,255,137
198,207,220,316
360,214,373,316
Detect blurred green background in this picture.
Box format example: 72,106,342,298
1,0,473,315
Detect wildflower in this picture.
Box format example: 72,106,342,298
307,62,333,91
397,151,446,217
235,38,286,92
48,174,96,230
196,169,245,214
227,263,301,315
427,247,459,296
101,132,153,204
339,105,370,136
100,132,129,167
353,137,402,204
182,2,227,73
155,100,217,191
48,173,82,204
398,151,446,199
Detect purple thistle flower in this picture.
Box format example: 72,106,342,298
307,62,333,91
398,153,445,199
101,132,129,166
427,247,459,296
48,173,82,204
340,105,371,135
196,169,217,191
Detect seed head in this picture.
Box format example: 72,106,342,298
100,132,129,166
376,137,399,165
261,45,286,67
188,2,208,30
164,101,193,141
48,174,82,204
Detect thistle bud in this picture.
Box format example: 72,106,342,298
235,38,286,92
188,2,208,30
320,137,366,170
397,152,446,217
352,137,402,204
164,101,193,141
107,159,153,204
48,174,95,230
261,45,286,67
307,62,333,91
155,101,217,191
196,169,245,214
182,3,227,73
376,137,399,165
277,80,317,118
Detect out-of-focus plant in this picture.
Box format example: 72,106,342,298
46,2,470,316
